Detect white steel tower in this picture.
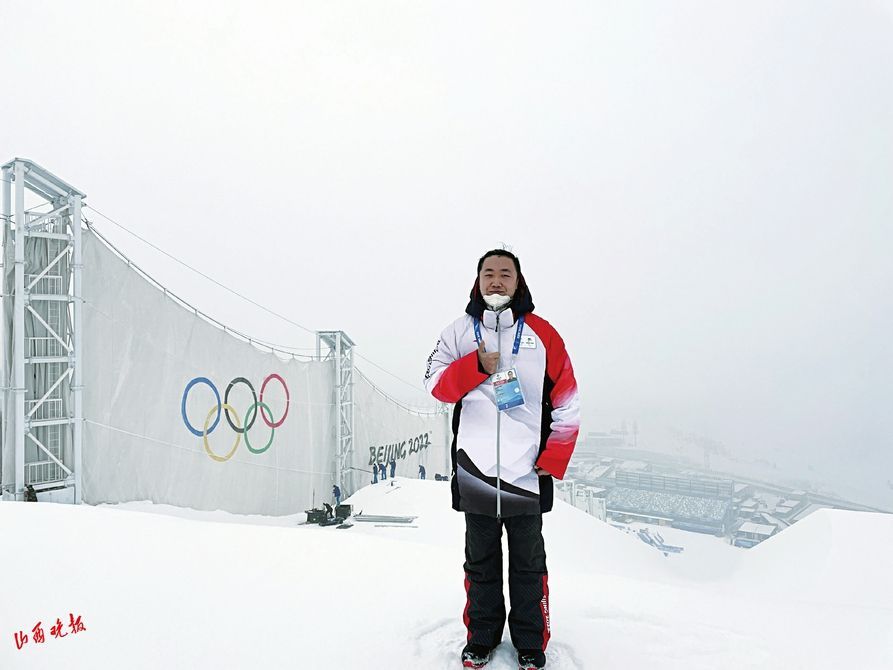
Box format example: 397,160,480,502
316,330,354,494
1,158,84,503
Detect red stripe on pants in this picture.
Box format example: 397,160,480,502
540,573,551,650
463,572,472,642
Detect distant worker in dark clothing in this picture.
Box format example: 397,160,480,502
372,463,379,484
419,465,426,480
379,462,387,480
390,457,397,478
333,484,341,506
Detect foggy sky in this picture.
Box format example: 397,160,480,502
2,1,891,507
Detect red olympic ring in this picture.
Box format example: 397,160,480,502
259,373,290,428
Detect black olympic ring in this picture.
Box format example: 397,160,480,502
224,377,257,434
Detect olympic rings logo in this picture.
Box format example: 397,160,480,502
181,374,290,462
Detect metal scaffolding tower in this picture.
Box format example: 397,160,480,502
316,330,354,492
1,158,84,503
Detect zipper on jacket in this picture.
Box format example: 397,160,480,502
496,310,502,518
496,311,502,366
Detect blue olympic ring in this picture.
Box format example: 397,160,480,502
181,377,221,437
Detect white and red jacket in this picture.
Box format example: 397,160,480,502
424,299,580,517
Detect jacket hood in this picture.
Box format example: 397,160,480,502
465,273,535,321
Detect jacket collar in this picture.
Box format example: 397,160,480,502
480,307,516,330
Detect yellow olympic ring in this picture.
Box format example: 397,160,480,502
203,403,241,462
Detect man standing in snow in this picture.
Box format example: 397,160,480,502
423,249,580,670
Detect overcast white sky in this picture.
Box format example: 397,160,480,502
2,1,891,507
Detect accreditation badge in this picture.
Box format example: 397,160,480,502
492,367,525,411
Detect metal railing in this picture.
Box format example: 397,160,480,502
27,397,64,421
26,273,65,295
28,336,65,358
25,213,68,235
26,460,66,486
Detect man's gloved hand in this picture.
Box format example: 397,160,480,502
535,466,552,477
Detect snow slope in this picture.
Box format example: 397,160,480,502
1,478,891,669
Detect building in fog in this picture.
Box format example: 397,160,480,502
734,521,777,548
606,471,736,535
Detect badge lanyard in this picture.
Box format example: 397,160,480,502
473,314,525,369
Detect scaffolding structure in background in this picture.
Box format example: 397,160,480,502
1,158,85,503
317,330,355,493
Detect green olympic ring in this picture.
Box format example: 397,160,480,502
243,402,275,455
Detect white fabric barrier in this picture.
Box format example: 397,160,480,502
349,371,450,493
78,228,447,516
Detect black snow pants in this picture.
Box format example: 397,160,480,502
462,511,551,652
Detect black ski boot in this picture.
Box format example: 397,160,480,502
461,643,493,668
517,648,547,670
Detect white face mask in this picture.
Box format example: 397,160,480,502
483,293,512,310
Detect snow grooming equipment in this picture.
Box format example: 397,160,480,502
304,508,327,523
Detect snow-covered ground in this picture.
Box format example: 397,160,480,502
1,477,891,669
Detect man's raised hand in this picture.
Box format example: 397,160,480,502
478,340,500,375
